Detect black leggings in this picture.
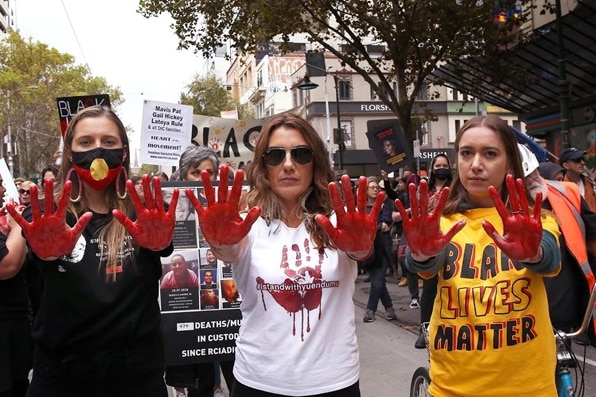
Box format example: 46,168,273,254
420,275,438,323
231,380,360,397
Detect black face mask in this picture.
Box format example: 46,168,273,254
72,148,124,191
433,168,451,181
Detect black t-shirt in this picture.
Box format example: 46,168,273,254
543,197,596,334
0,232,30,320
24,206,173,356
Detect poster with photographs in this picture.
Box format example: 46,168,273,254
159,180,244,366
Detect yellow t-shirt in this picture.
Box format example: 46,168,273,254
428,207,560,397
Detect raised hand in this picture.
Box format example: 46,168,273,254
186,165,261,246
6,180,92,259
113,175,178,251
315,175,382,254
482,174,543,261
395,180,465,257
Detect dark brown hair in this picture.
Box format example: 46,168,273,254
244,113,336,249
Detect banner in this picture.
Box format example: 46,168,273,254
189,115,265,171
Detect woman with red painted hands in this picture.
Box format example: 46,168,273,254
397,115,561,397
6,106,179,397
186,113,383,397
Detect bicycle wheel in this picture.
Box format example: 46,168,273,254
410,366,431,397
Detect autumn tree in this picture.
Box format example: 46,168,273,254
138,0,528,145
0,31,123,178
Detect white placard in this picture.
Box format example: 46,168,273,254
0,159,19,206
139,100,193,166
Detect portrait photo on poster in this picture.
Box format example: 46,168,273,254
221,278,241,308
200,247,219,269
159,249,200,312
366,121,412,172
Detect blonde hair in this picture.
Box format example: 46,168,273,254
58,106,134,281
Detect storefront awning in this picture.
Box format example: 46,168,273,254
430,0,596,119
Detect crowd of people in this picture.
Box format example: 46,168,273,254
2,107,596,397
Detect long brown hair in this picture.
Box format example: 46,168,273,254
244,113,336,249
443,115,532,215
58,105,134,280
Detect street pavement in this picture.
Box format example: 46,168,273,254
353,272,422,332
167,273,427,397
353,273,429,397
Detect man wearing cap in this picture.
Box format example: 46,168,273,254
520,144,596,344
538,162,565,182
560,147,596,212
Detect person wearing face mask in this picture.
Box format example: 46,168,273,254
7,105,178,397
521,144,596,346
412,154,453,348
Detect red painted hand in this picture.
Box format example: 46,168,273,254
396,180,465,257
6,180,92,259
113,175,178,251
482,174,543,261
315,175,382,254
186,165,261,246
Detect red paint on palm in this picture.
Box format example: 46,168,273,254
186,165,261,246
6,180,92,259
482,174,543,261
396,180,466,256
315,175,381,253
113,175,178,251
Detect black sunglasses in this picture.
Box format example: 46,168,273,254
262,146,313,166
18,189,31,195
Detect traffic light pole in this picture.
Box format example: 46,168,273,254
333,75,344,171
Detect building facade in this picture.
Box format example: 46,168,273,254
0,0,15,36
227,50,522,177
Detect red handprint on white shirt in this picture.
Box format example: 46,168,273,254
256,238,325,341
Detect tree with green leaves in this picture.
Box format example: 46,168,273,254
138,0,528,145
0,31,123,178
180,72,255,119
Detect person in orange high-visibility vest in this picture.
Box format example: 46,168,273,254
520,144,596,343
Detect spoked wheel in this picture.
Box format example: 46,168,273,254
410,366,431,397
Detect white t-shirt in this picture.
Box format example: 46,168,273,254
232,217,360,395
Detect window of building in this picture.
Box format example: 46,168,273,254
512,120,522,131
338,79,351,100
257,70,263,88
